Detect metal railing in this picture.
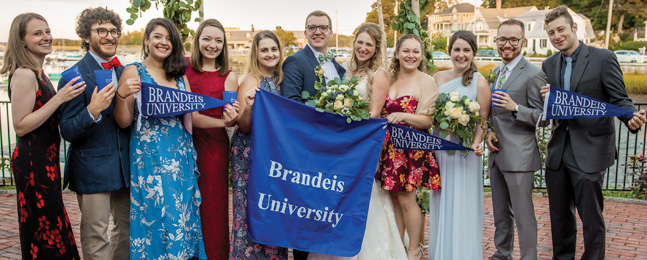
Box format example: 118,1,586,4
1,100,645,191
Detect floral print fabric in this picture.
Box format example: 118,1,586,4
229,77,288,260
377,95,441,192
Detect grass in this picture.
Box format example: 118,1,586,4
624,73,647,94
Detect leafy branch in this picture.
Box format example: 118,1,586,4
126,0,203,50
391,0,436,74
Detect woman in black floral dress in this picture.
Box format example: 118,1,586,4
1,13,87,259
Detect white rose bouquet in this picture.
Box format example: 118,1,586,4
433,91,487,155
302,74,369,123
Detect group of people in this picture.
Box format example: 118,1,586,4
2,5,646,260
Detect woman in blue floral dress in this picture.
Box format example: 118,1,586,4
114,18,238,260
230,31,288,260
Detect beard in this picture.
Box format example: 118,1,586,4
89,39,117,60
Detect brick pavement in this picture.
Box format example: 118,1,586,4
1,191,646,260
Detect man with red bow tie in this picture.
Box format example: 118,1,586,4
57,7,131,260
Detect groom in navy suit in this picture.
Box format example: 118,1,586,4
281,10,346,103
280,10,346,260
58,7,130,260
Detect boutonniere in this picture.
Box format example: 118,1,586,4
487,69,496,88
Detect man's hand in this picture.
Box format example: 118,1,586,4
485,130,499,152
87,83,115,119
628,110,647,131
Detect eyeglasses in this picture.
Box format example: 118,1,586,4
306,25,330,33
496,37,522,46
92,28,121,38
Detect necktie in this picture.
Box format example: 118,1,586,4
101,57,122,70
564,57,573,91
496,66,508,89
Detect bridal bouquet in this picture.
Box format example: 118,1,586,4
433,91,486,154
302,64,369,123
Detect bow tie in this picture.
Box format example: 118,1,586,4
318,51,334,64
101,57,122,70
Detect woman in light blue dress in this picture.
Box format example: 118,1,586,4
428,30,491,260
114,18,238,260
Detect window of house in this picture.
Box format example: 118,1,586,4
540,39,547,48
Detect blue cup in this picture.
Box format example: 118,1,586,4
491,89,507,107
94,69,112,91
223,91,238,106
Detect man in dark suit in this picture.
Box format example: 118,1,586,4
279,10,345,260
58,7,130,260
280,10,346,103
541,6,646,260
487,19,547,260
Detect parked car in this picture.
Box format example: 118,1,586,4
614,50,640,63
477,49,499,57
627,50,646,63
336,51,351,58
432,51,450,60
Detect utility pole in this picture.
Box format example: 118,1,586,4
336,10,339,50
604,0,613,49
394,0,399,47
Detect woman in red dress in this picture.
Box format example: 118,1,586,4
185,18,238,259
1,13,87,259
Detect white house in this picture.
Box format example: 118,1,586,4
467,6,537,48
428,3,476,35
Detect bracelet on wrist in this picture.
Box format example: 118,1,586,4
117,92,127,99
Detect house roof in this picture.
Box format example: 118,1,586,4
477,7,537,29
432,3,475,15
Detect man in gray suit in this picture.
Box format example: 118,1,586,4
486,19,546,260
541,6,646,259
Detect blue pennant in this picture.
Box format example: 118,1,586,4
542,85,634,120
140,82,228,118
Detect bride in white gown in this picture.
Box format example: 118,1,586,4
308,23,407,260
428,30,491,260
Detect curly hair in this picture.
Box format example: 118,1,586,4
348,23,383,99
76,7,122,51
387,34,426,83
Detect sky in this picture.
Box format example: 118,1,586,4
0,0,483,42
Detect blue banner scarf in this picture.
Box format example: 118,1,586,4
388,123,473,152
140,82,228,118
542,85,634,120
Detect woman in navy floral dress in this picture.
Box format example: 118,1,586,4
229,31,288,260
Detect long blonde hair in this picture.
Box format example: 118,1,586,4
387,34,426,83
348,23,383,99
190,19,230,75
245,30,284,85
0,13,49,80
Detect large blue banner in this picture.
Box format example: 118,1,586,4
542,85,634,120
140,82,228,118
247,89,387,256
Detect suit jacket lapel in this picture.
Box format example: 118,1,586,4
569,44,589,92
551,54,562,88
304,45,320,71
503,58,525,90
80,53,101,86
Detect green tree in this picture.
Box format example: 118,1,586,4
125,0,203,50
392,0,436,73
273,26,297,47
120,29,145,46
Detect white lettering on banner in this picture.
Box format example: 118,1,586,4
257,192,344,228
145,87,207,115
390,125,443,150
551,90,608,117
269,160,345,193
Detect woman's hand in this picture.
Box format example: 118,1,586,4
224,101,240,127
387,112,408,124
245,87,260,108
471,142,484,156
117,78,141,99
55,76,86,103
